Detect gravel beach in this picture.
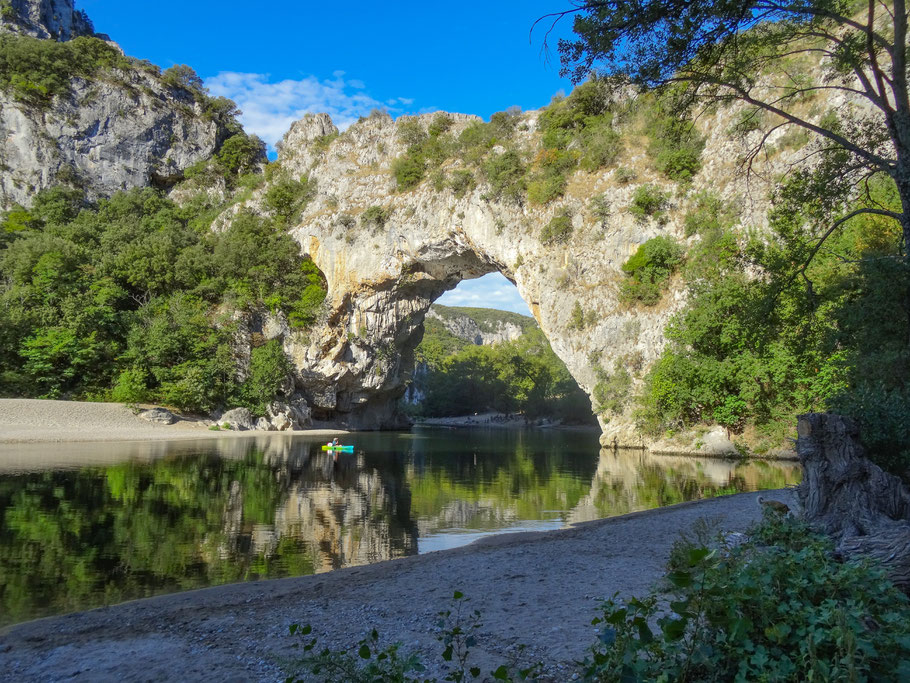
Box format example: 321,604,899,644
0,488,795,682
0,399,346,444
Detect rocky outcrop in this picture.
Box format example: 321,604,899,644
0,1,237,209
0,72,232,208
137,407,177,425
219,407,254,431
232,101,806,440
0,0,94,41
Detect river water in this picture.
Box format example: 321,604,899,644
0,427,800,626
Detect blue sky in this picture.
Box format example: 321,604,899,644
78,0,572,316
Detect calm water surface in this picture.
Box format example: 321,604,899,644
0,427,800,625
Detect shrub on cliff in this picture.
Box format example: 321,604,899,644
483,150,525,202
540,210,573,245
628,184,669,221
0,33,129,104
619,236,682,305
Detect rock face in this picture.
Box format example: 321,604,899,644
237,103,802,440
0,0,94,41
0,1,235,209
0,73,231,209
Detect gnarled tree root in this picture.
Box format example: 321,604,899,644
796,413,910,590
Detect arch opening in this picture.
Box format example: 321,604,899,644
400,272,597,428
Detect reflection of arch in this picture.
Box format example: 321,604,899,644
218,444,417,574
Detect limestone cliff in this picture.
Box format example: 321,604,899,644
0,0,239,209
236,97,825,444
0,0,93,41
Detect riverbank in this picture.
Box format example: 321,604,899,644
0,488,795,682
0,399,347,444
416,411,598,430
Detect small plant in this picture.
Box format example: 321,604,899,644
361,205,392,231
284,592,539,682
285,624,426,682
568,301,586,330
589,193,611,224
619,236,683,306
629,184,669,221
592,362,632,417
540,210,573,245
614,166,636,184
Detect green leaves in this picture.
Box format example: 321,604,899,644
584,516,910,681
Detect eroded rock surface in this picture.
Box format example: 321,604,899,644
240,104,804,442
0,0,94,41
0,1,236,209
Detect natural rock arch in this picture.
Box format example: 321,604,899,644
249,106,798,441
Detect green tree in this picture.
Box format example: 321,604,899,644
548,0,910,322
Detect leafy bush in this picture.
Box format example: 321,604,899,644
540,210,573,245
482,151,525,202
614,167,636,184
0,34,130,104
629,184,669,221
585,514,910,682
457,110,519,164
264,175,316,222
161,64,205,94
216,134,266,176
619,236,683,306
236,339,292,416
392,153,425,191
448,169,475,198
361,205,392,231
644,96,705,182
526,148,576,205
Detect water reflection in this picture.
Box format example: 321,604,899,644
0,429,799,625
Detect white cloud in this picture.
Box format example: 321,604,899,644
436,273,533,317
205,71,412,148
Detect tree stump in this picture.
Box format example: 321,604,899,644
796,413,910,589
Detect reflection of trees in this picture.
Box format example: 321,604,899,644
403,435,800,534
0,442,416,625
567,449,802,524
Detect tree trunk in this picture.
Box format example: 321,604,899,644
796,412,910,589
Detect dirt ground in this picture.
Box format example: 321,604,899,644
0,488,796,682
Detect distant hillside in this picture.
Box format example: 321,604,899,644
425,305,536,347
409,305,594,423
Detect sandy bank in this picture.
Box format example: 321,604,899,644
0,488,796,682
0,399,347,445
